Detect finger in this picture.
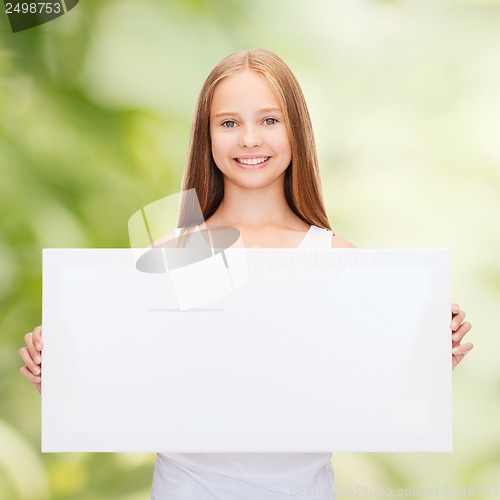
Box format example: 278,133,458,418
19,365,42,384
18,346,41,376
32,325,43,352
452,321,472,342
450,308,466,330
452,342,474,356
23,332,41,366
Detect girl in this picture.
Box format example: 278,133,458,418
19,49,473,499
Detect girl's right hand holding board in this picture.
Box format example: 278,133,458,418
19,325,43,394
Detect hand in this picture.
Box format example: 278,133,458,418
450,304,473,370
19,325,43,394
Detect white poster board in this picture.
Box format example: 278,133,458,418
41,249,451,452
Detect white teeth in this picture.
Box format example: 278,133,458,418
237,157,269,165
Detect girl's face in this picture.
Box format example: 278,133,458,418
209,70,292,191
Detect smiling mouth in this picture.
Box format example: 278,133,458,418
235,156,271,167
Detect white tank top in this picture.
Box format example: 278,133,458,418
151,225,336,500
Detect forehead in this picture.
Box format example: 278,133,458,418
210,70,281,114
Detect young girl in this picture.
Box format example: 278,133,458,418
19,49,473,499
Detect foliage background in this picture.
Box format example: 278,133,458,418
1,0,499,498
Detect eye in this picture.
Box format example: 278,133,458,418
263,117,278,126
222,120,237,128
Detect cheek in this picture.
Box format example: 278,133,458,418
279,132,292,159
210,131,230,158
275,124,291,150
210,132,230,171
210,136,220,163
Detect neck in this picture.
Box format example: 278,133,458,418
209,176,297,229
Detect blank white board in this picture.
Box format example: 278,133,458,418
41,249,451,452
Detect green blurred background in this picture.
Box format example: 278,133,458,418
1,0,499,498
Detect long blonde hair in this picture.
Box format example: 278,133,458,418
180,48,332,231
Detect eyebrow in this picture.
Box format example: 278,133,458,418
212,107,283,119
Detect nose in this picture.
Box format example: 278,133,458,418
239,125,263,149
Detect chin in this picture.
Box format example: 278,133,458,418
230,173,286,191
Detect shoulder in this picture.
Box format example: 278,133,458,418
152,230,178,247
332,235,356,248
